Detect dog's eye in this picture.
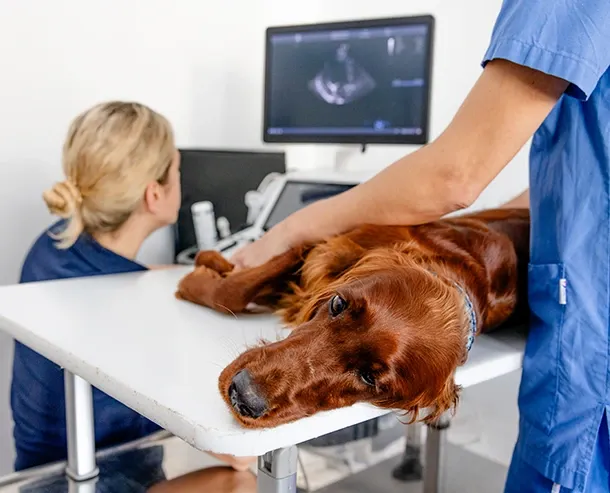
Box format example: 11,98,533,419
329,295,347,317
359,370,376,387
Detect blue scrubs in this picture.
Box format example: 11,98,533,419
482,1,610,491
11,221,162,471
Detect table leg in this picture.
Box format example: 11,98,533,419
257,446,298,493
68,477,98,493
64,371,99,481
423,412,452,493
392,422,424,481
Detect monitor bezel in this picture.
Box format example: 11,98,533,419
262,14,435,146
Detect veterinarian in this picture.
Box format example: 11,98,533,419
12,101,253,476
232,1,610,491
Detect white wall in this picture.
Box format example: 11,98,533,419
0,0,527,475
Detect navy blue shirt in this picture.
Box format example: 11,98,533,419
11,221,162,471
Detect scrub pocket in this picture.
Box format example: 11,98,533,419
518,262,566,434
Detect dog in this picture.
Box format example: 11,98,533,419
176,208,530,428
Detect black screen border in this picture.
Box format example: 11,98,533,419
262,14,435,146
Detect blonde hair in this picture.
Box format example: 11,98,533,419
43,101,175,249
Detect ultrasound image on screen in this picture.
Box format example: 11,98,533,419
263,182,355,231
308,43,377,106
266,24,430,137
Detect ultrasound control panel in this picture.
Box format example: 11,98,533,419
175,176,360,265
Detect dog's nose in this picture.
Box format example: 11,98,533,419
228,369,268,419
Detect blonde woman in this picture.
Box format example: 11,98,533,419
11,102,253,477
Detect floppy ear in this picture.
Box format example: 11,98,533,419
300,236,367,287
277,237,367,325
420,378,461,425
386,375,461,426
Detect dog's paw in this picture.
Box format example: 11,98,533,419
175,265,223,307
194,250,235,276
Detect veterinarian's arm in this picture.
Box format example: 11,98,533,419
232,59,566,268
501,189,529,209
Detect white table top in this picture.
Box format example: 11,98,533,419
0,267,526,457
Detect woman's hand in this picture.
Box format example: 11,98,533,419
230,222,294,270
230,196,341,269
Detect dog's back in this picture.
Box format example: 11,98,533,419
448,208,531,327
456,208,530,261
178,207,531,331
281,207,530,329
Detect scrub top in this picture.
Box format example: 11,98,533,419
11,221,162,471
482,0,610,491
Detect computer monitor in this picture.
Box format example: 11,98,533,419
174,148,286,257
263,15,435,146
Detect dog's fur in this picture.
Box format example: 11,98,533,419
176,208,530,428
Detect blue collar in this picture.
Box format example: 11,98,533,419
451,281,477,352
426,270,477,352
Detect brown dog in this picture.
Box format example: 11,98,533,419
176,208,530,428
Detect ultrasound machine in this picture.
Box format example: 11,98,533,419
177,14,434,273
176,169,375,263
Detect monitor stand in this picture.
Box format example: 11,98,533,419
285,144,367,172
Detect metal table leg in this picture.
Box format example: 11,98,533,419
392,422,424,481
68,476,98,493
257,446,298,493
423,412,452,493
64,371,99,481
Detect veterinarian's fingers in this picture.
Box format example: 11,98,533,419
230,231,291,270
231,248,263,270
228,246,251,271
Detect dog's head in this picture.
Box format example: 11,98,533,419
218,249,473,428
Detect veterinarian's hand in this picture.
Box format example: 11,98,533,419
230,224,293,270
231,197,351,269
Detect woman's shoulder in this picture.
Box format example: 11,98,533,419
20,221,146,283
20,221,91,283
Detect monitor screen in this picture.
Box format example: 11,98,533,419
263,181,356,231
263,15,434,145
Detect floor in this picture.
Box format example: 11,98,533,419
317,443,509,493
298,369,520,492
0,369,521,492
447,370,520,467
0,433,508,493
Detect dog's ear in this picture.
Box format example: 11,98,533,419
421,378,460,425
277,237,367,326
300,237,366,287
384,375,460,426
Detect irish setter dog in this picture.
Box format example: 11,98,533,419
176,208,530,428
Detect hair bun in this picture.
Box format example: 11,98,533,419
42,181,83,218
